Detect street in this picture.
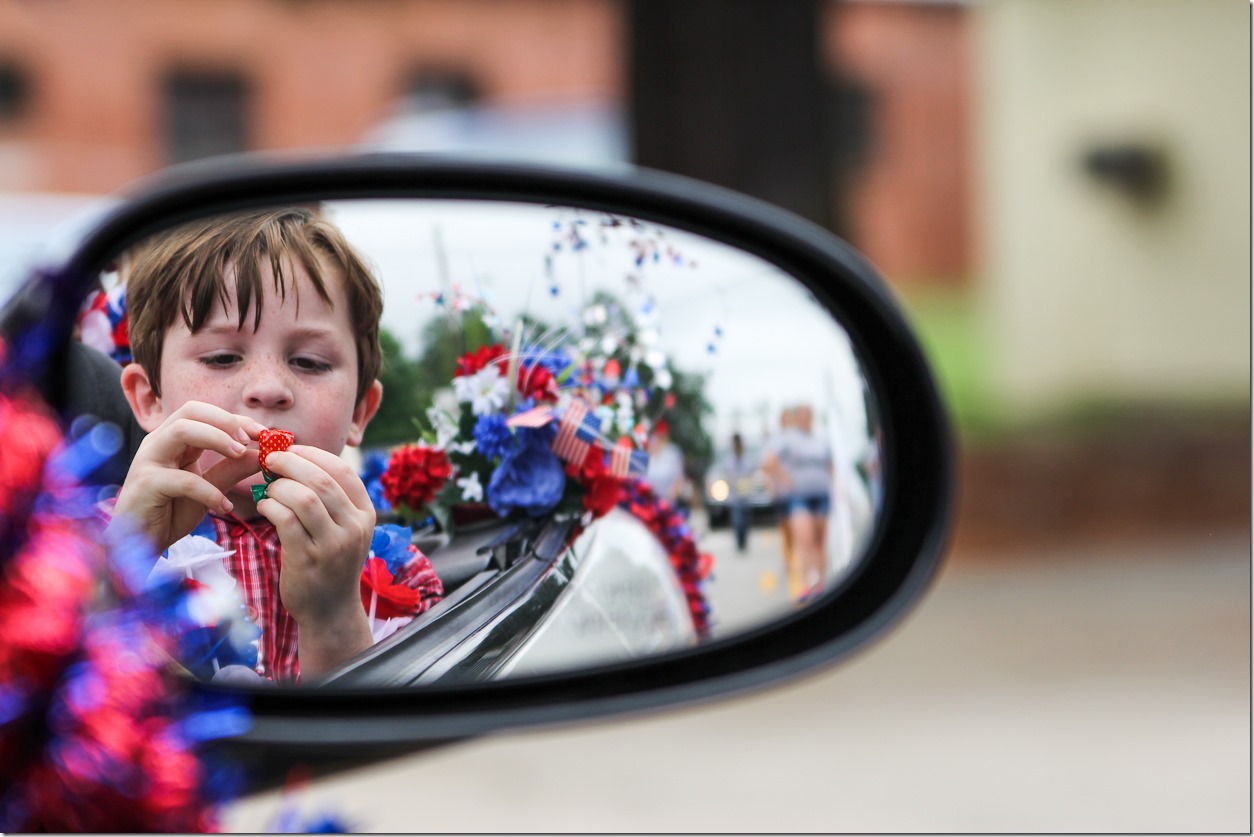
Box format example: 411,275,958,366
225,532,1250,833
701,515,802,638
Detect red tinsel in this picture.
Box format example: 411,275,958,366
0,386,222,832
0,389,64,523
559,442,712,639
617,480,713,639
380,444,452,512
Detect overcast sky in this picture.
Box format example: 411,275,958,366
327,199,874,461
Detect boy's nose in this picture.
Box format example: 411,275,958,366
241,362,294,410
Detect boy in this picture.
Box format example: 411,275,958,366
110,207,442,683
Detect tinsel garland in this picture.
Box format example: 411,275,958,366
0,338,247,831
563,463,713,640
613,480,713,639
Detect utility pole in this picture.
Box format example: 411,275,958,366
626,0,839,232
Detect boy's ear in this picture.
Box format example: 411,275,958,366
120,363,167,433
346,379,383,448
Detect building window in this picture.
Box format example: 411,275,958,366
163,71,250,164
0,62,31,124
404,69,480,112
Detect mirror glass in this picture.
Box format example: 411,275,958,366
75,197,884,687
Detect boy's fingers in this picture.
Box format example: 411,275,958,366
259,481,323,547
201,451,267,494
139,417,250,468
260,482,370,569
284,445,374,512
264,447,372,520
168,401,267,445
264,472,371,552
128,467,235,516
139,402,266,468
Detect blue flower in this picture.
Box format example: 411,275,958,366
369,524,414,575
519,347,573,377
486,424,565,518
473,413,513,461
360,450,392,512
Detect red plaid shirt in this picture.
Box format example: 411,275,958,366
208,513,443,683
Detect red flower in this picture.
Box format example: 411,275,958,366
360,556,424,619
582,473,624,518
380,444,451,511
455,344,507,378
517,363,559,402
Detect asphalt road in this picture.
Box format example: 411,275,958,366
702,516,805,637
224,532,1250,833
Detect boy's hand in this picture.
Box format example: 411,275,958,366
256,444,375,675
112,401,265,553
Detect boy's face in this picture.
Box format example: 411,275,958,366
129,254,381,498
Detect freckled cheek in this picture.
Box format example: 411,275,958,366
163,370,239,413
200,382,240,410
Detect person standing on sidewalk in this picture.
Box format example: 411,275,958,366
722,432,757,553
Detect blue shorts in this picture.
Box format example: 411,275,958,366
779,493,831,517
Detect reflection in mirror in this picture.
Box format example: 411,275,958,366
77,198,883,688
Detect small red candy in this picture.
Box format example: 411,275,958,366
258,429,295,479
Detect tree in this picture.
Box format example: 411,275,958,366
362,328,427,448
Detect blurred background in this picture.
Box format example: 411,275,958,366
0,0,1247,831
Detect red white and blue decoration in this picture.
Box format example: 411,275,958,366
0,331,246,832
371,296,714,639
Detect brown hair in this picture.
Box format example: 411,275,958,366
126,206,383,402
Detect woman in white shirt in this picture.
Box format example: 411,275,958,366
761,404,832,602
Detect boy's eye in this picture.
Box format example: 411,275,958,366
291,356,332,373
200,353,240,367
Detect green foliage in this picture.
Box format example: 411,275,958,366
363,312,496,448
363,328,428,448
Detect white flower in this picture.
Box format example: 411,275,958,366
455,365,510,415
448,439,477,456
457,470,484,503
147,534,247,629
147,535,236,592
427,406,460,448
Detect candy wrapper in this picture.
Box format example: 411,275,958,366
253,428,295,502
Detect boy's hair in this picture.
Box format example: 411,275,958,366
126,206,383,402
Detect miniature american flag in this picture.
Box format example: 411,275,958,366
551,399,599,465
607,443,649,478
506,405,555,428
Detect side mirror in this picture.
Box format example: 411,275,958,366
0,154,952,787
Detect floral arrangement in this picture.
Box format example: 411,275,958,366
369,295,713,639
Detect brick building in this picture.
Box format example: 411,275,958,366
0,0,970,285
